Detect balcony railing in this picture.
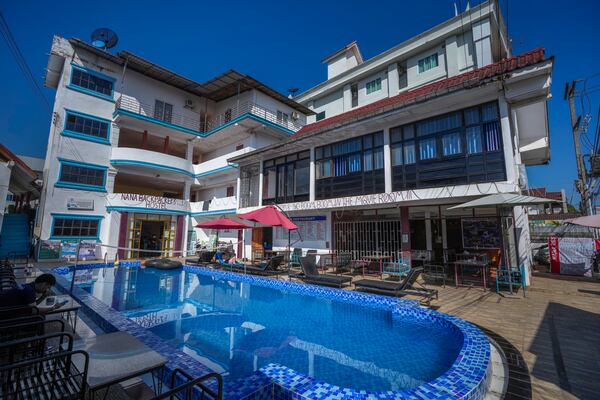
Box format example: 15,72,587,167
190,196,237,214
206,101,304,133
116,95,202,132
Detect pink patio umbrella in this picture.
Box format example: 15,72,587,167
564,215,600,229
196,217,251,250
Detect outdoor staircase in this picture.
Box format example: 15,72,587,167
0,213,30,259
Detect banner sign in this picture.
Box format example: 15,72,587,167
548,236,597,277
39,240,61,260
67,198,94,211
119,194,185,210
60,240,79,259
78,240,97,259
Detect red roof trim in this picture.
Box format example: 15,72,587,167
0,144,38,179
294,48,546,138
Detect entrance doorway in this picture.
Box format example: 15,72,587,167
128,213,176,258
250,227,273,261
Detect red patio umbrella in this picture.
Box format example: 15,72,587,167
237,205,298,230
196,217,251,230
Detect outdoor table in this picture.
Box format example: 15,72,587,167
73,331,167,399
38,294,81,332
452,260,488,289
318,252,336,272
361,255,393,278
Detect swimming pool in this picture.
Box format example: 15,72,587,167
54,263,490,399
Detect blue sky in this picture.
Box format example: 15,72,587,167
1,0,599,203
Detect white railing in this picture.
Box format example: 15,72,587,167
190,196,237,214
206,101,304,132
116,95,202,132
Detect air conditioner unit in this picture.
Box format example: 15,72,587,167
291,111,300,120
184,99,194,109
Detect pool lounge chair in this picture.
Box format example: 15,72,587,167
354,267,438,305
230,256,285,276
298,257,352,288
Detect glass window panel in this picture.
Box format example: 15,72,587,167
466,126,483,154
315,148,323,160
348,154,361,173
404,142,415,164
363,150,373,171
390,127,402,143
374,132,384,147
363,135,373,149
484,121,501,151
319,160,332,178
277,165,286,197
374,148,384,169
391,144,403,166
482,102,498,122
333,156,347,176
464,107,480,125
403,125,414,140
442,132,462,156
323,146,331,158
294,159,310,195
263,167,277,198
419,138,437,160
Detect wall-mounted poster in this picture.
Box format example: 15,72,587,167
275,216,327,242
60,240,79,259
462,218,502,249
67,198,94,211
39,240,61,260
78,240,97,259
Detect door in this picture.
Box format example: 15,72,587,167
251,228,263,261
130,219,143,259
162,221,175,257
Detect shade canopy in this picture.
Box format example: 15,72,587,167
565,215,600,229
238,205,298,230
448,193,561,210
195,217,251,230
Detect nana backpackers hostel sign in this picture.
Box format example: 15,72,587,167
119,193,186,210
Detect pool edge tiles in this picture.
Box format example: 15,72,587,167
52,263,491,400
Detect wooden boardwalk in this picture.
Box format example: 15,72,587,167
421,275,600,400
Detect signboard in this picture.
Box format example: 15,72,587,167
275,216,327,242
60,240,79,259
38,240,61,260
548,236,597,277
462,218,501,249
119,194,185,210
78,240,97,259
67,198,94,211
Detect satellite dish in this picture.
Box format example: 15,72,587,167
91,28,118,50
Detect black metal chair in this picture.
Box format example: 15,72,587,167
151,368,223,400
0,331,74,366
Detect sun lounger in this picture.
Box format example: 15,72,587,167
230,255,285,276
298,257,352,288
354,267,438,305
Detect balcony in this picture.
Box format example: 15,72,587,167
114,95,202,136
190,196,237,216
205,101,304,134
193,147,249,180
110,147,192,178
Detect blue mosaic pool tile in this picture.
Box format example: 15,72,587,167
53,263,491,400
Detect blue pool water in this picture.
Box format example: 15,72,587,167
67,266,464,392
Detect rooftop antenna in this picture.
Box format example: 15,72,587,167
454,2,458,16
287,87,299,98
91,28,118,51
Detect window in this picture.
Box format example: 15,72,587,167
366,78,382,95
391,144,403,166
64,110,110,143
419,138,437,160
154,100,173,123
51,215,101,239
226,186,235,197
69,65,114,99
56,160,107,191
418,53,439,73
442,132,462,156
351,83,358,107
263,151,310,203
316,131,383,178
316,111,326,121
466,126,483,154
277,110,289,125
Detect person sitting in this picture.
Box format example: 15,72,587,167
0,273,62,314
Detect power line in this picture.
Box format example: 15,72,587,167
0,11,51,112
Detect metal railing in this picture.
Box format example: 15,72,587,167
116,95,202,132
116,96,305,133
205,101,304,132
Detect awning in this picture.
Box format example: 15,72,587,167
448,193,560,210
564,215,600,229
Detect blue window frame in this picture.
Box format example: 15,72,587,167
56,159,107,192
50,213,103,240
366,78,382,95
68,64,115,101
63,109,111,144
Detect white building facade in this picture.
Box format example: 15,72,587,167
233,1,552,279
39,36,311,259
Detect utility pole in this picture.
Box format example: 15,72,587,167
565,81,591,215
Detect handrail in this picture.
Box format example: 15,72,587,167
206,100,304,132
116,95,202,132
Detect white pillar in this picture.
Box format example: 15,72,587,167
186,139,194,161
257,161,264,207
383,128,392,193
499,98,517,185
425,211,432,252
342,83,352,111
182,180,192,257
0,162,13,233
444,36,459,76
309,147,316,201
387,63,400,96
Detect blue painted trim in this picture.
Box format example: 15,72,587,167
56,158,108,192
49,213,103,241
106,206,188,215
194,165,234,178
68,63,115,102
190,208,236,217
62,109,111,145
114,108,296,138
113,108,201,136
110,159,193,177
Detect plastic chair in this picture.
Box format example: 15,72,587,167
383,251,412,278
496,263,526,296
